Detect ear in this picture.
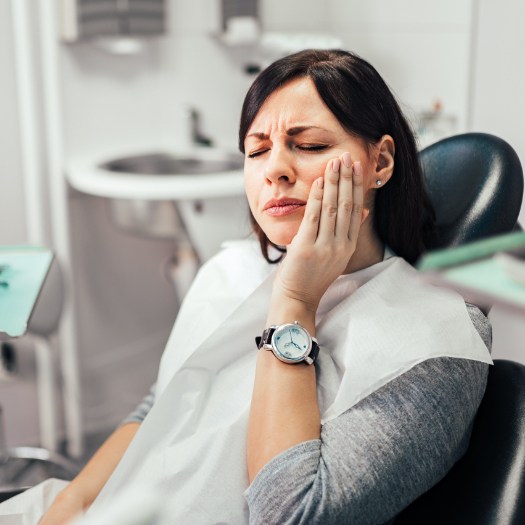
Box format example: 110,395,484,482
371,135,395,189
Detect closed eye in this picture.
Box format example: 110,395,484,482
247,149,269,159
297,144,329,152
247,144,329,158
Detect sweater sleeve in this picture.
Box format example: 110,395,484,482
244,303,491,525
120,383,157,425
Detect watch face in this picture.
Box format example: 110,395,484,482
272,323,311,363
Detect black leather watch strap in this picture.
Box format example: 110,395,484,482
308,341,320,363
255,326,275,349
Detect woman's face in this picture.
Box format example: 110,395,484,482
243,77,377,247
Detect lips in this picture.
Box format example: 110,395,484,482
263,197,306,217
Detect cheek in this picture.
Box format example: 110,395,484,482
360,161,379,207
360,160,376,189
296,155,327,176
295,158,327,193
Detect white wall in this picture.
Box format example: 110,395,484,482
329,0,474,142
0,1,27,244
470,0,525,363
471,0,525,176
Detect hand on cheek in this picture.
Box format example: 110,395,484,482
273,153,370,310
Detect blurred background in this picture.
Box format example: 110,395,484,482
1,0,524,461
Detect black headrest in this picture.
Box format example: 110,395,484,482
419,133,523,249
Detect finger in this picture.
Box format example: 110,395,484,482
347,161,365,244
294,176,324,244
335,152,354,239
317,158,340,240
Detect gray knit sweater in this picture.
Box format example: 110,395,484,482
123,303,491,525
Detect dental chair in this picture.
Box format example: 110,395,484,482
0,258,78,500
394,133,525,524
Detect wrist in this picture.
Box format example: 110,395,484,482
270,286,321,313
266,296,317,335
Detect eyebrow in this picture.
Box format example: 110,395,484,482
246,125,331,140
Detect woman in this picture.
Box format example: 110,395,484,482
41,49,492,525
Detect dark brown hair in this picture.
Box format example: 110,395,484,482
239,49,437,265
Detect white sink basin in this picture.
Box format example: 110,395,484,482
100,152,243,176
66,149,245,201
66,149,246,239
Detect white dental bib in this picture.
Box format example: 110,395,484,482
88,240,492,524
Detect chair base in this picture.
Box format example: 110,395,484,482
0,446,78,491
0,486,29,503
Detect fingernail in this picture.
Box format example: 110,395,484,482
317,177,324,188
342,152,352,168
353,160,362,174
332,158,341,172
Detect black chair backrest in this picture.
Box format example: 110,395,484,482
395,135,525,524
394,359,525,525
420,132,523,249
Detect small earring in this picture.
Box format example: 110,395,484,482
375,179,382,187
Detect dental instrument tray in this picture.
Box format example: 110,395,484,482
0,246,53,339
416,231,525,313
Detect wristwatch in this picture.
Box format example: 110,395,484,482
255,321,320,365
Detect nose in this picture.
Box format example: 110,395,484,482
264,146,296,185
